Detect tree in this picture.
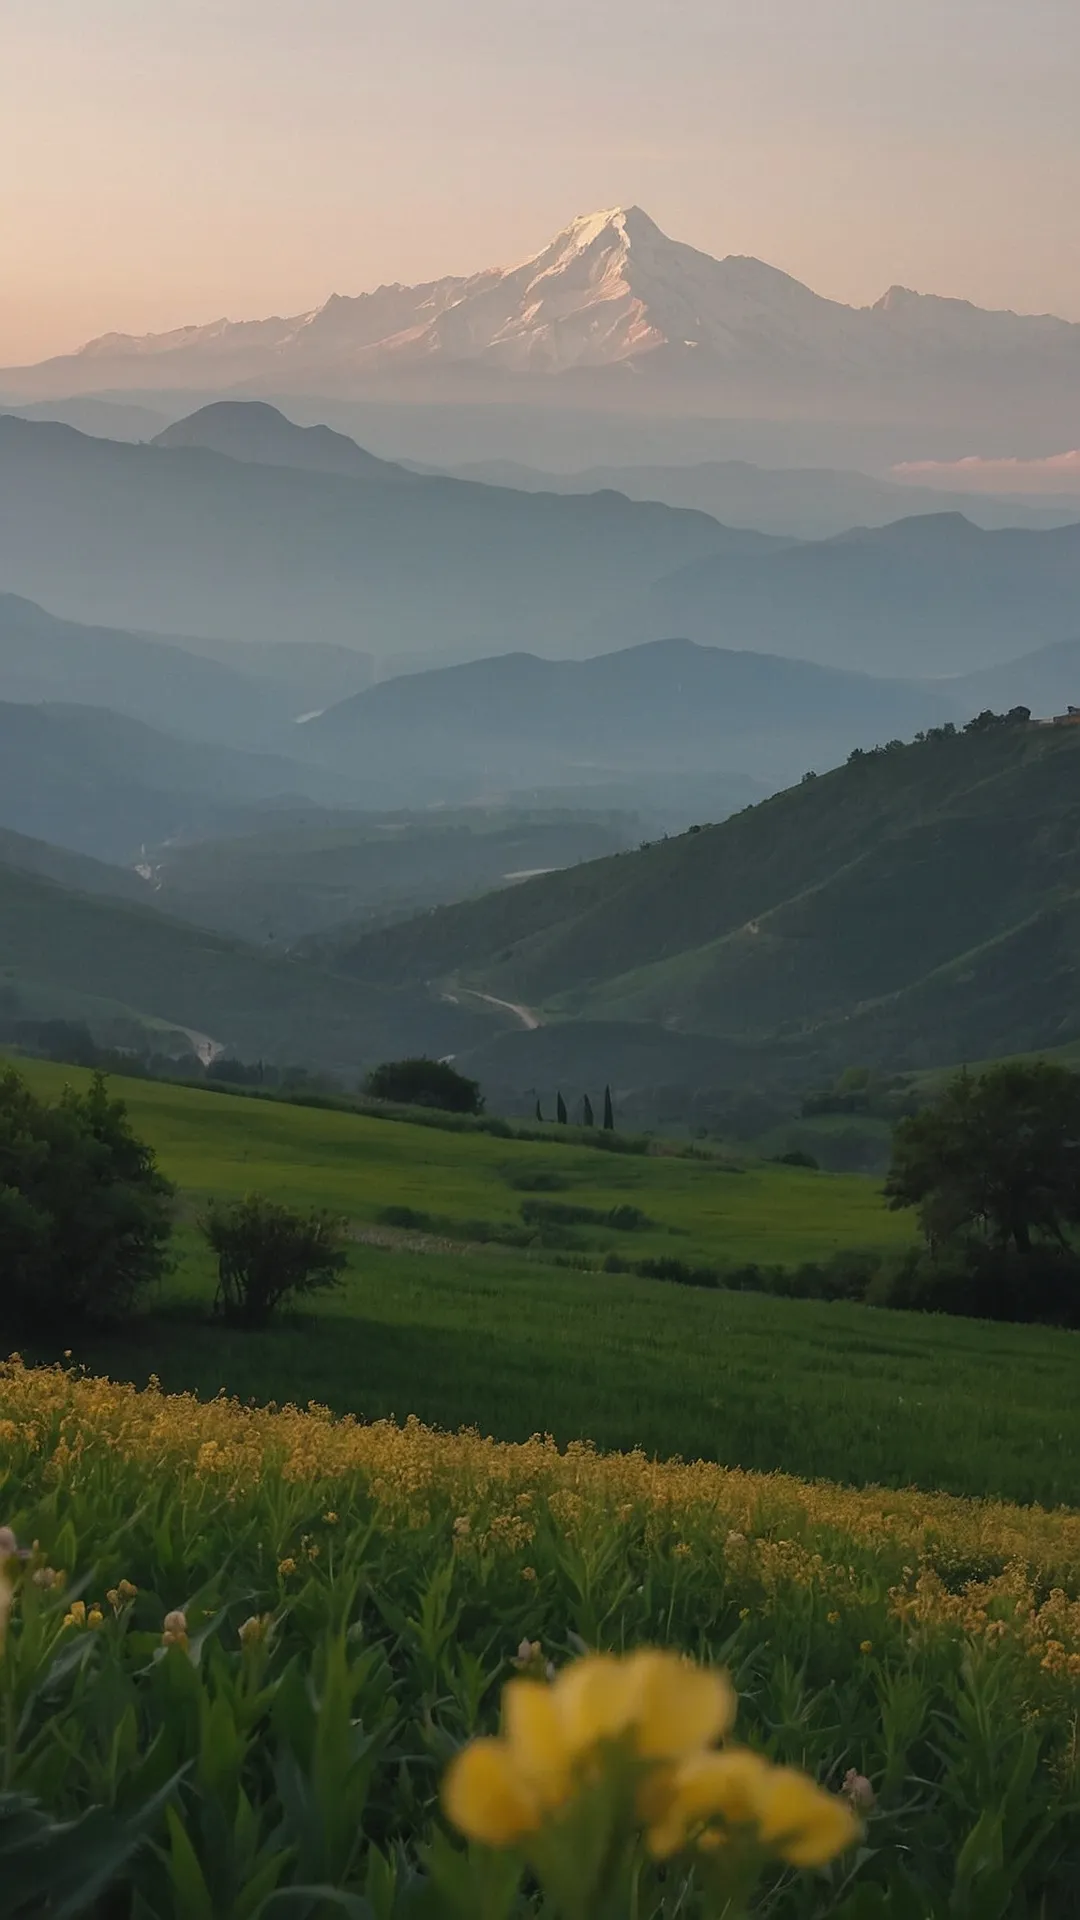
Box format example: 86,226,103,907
582,1094,595,1128
887,1062,1080,1258
534,1099,543,1123
364,1057,484,1114
0,1067,174,1333
203,1194,348,1328
603,1085,615,1131
556,1092,568,1125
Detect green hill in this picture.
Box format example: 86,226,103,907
0,856,490,1071
325,721,1080,1085
11,1054,1080,1508
149,807,639,945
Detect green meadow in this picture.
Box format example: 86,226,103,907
10,1054,1080,1506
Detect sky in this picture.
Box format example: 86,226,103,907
4,0,1080,365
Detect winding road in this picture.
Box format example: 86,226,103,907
452,988,541,1031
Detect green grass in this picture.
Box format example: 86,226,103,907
11,1054,910,1269
11,1054,1080,1508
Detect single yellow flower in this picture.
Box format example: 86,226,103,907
64,1600,87,1629
859,1640,873,1655
643,1747,772,1859
755,1766,860,1867
443,1737,542,1845
87,1607,105,1629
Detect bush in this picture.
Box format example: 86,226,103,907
0,1067,174,1333
364,1057,484,1114
202,1194,348,1328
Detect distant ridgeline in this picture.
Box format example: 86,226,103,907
2,713,1079,1118
322,713,1080,1098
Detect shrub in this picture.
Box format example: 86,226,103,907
364,1057,484,1114
202,1194,348,1328
0,1067,174,1333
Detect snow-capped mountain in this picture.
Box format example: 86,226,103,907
6,206,1080,428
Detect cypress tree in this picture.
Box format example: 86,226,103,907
535,1098,543,1122
603,1084,615,1130
556,1091,567,1125
582,1093,595,1127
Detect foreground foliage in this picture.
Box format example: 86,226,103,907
0,1362,1078,1915
0,1067,174,1333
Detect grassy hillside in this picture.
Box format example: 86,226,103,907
0,699,371,861
12,1055,1080,1507
0,860,489,1070
0,823,148,901
329,722,1080,1082
150,807,639,944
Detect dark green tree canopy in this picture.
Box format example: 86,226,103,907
0,1067,174,1331
364,1057,484,1115
886,1061,1080,1256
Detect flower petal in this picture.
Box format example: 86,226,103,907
643,1748,772,1859
443,1738,541,1847
626,1650,737,1757
553,1653,640,1755
503,1679,572,1806
756,1766,860,1866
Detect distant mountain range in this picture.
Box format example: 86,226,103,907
324,723,1080,1094
0,409,766,658
301,638,953,789
5,585,1080,862
6,207,1080,440
439,457,1080,541
5,402,1080,671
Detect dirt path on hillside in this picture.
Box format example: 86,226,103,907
454,988,541,1031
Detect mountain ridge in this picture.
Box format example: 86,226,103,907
7,208,1080,437
320,723,1080,1090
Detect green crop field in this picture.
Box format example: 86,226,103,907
9,1054,1080,1508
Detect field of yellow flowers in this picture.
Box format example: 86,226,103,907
1,1359,1078,1916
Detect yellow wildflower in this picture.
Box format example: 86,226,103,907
755,1765,860,1866
87,1607,104,1629
239,1613,272,1646
64,1600,87,1629
277,1557,297,1577
117,1579,137,1601
322,1511,339,1526
446,1649,736,1843
521,1565,537,1583
860,1640,873,1655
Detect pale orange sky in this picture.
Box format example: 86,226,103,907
4,0,1080,366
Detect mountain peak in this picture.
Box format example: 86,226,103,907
8,205,1080,409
